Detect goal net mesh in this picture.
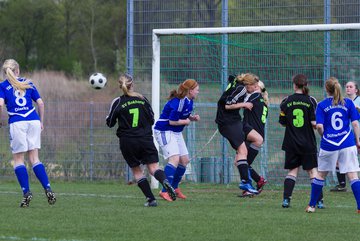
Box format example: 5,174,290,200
157,29,360,185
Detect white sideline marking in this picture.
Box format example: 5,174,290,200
0,191,355,208
0,236,91,241
0,190,138,199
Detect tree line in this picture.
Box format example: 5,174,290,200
0,0,126,78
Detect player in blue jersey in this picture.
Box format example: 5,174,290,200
0,59,56,207
331,80,360,192
306,77,360,213
154,79,200,201
106,73,176,207
216,73,263,195
279,74,320,208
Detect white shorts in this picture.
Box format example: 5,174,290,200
9,120,41,154
154,130,188,160
318,146,360,173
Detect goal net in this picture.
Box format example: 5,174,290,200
152,23,360,185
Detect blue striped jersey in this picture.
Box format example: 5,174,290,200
0,78,41,124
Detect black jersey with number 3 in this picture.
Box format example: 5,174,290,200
279,93,317,154
106,95,154,138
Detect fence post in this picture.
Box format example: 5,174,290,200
89,101,94,181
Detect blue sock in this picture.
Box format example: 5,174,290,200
14,165,30,195
309,178,324,207
162,163,176,192
172,164,186,189
350,179,360,210
33,162,51,190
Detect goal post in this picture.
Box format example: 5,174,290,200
151,23,360,185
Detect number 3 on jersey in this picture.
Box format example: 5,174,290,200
292,108,304,127
129,108,139,127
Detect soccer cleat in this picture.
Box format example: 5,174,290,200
238,190,255,198
357,210,360,214
175,188,187,199
317,199,325,209
282,198,290,208
20,191,33,208
330,185,347,192
305,205,316,213
45,188,56,205
144,198,158,207
159,191,173,202
239,182,259,195
256,177,268,193
162,180,176,201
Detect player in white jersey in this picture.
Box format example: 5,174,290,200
306,77,360,213
0,59,56,207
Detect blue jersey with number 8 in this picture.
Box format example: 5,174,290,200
0,78,41,124
316,97,359,151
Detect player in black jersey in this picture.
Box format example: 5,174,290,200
216,73,263,195
279,74,322,208
242,80,269,195
106,73,176,207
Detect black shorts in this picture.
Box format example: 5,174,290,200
284,151,318,170
218,122,245,150
119,136,159,168
243,122,254,138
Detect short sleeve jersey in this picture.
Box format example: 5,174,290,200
106,95,155,138
0,78,41,124
279,93,317,154
243,92,268,138
316,97,358,151
154,97,193,132
215,81,247,126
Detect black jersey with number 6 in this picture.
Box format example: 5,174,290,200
106,95,154,138
279,93,317,154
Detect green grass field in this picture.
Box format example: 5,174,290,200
0,181,359,241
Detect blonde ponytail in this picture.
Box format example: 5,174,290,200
2,59,32,95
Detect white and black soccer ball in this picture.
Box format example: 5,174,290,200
89,73,107,89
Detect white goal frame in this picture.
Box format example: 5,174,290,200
152,23,360,121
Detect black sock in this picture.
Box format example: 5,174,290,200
249,167,261,182
336,167,346,187
236,159,249,182
153,169,166,185
283,175,296,199
247,143,259,166
137,177,155,201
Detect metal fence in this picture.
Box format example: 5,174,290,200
1,1,359,185
0,102,127,181
128,0,360,185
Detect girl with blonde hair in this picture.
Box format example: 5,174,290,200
306,77,360,213
106,73,176,207
215,73,263,195
0,59,56,207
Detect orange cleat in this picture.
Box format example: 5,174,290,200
175,188,187,199
159,191,173,202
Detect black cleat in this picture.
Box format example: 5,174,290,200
144,198,158,207
45,189,56,205
282,198,290,208
162,179,176,201
330,185,347,192
20,191,33,208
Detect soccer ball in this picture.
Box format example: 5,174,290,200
89,73,107,89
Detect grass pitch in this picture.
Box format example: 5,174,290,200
0,181,359,241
